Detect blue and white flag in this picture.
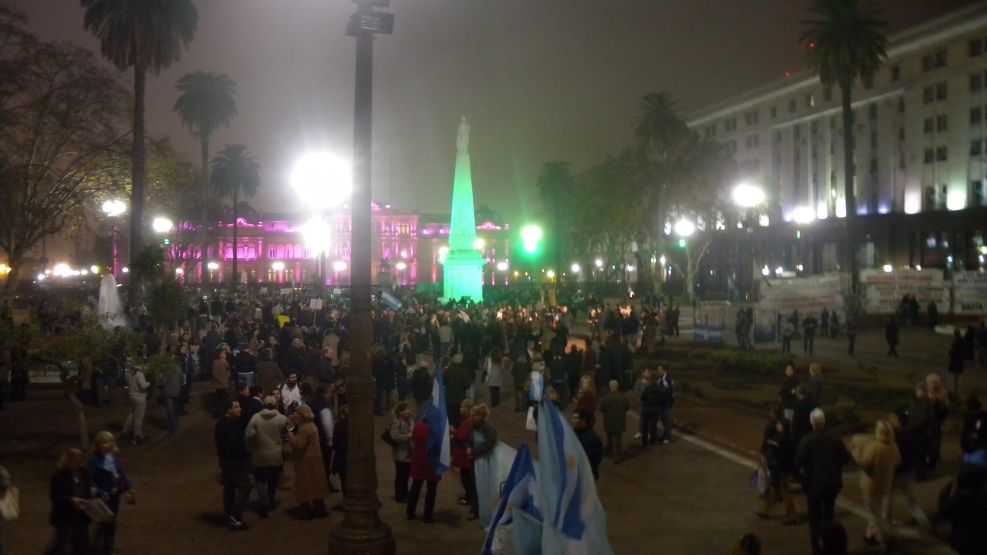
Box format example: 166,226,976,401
381,289,403,311
426,365,451,476
481,443,540,555
536,398,614,555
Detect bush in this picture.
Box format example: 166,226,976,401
709,350,794,377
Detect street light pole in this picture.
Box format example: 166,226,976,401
329,1,395,553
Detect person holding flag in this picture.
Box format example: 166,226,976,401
406,360,451,523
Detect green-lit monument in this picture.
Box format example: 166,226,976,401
441,117,485,302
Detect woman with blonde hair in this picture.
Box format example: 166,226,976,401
389,401,414,503
289,405,329,519
469,403,498,522
850,419,901,548
45,448,91,555
87,432,134,555
575,374,598,414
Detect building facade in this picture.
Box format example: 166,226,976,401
686,3,987,274
176,201,512,289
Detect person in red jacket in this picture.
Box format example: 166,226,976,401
407,417,441,523
451,400,476,510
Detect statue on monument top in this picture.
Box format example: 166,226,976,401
456,116,470,152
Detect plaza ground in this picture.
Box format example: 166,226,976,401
1,321,981,554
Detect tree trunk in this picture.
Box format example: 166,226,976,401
2,248,23,292
199,136,209,284
840,80,859,293
232,186,238,286
130,64,147,305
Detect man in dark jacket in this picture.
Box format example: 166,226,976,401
779,365,800,422
443,354,473,428
572,409,604,481
410,364,433,421
656,366,675,443
215,399,250,531
886,318,900,357
639,373,661,447
795,408,850,555
791,384,818,446
599,380,630,460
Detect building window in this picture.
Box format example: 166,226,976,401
704,126,716,138
868,104,877,120
870,158,878,173
972,106,983,124
972,180,985,207
724,117,737,132
923,117,934,133
891,65,901,81
924,148,934,164
770,105,777,119
789,98,797,113
923,54,934,71
971,39,984,57
823,88,832,102
936,82,948,100
936,146,948,161
972,139,983,155
936,114,948,131
744,110,759,126
806,94,815,108
935,49,947,67
898,126,905,141
923,86,934,104
870,131,877,147
972,73,983,93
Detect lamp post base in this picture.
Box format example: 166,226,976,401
328,525,395,555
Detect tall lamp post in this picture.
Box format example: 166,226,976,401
102,199,127,279
732,182,765,300
329,1,395,554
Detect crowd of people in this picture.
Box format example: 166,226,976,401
751,363,987,555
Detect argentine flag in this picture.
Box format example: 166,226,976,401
426,363,451,476
481,443,541,555
537,398,614,555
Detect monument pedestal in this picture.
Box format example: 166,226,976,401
441,250,485,302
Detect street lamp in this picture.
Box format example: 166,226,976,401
673,218,695,238
496,261,509,272
290,152,352,210
570,262,581,273
102,199,127,279
301,217,332,284
331,1,395,552
732,182,765,208
152,216,173,234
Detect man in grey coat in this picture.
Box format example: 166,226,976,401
158,359,184,433
245,396,290,517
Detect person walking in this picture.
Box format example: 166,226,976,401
572,408,604,481
802,313,818,355
845,314,858,356
779,365,799,422
599,379,630,461
885,318,900,357
158,355,183,433
214,399,251,530
389,402,414,503
451,399,477,511
212,347,232,417
781,316,794,354
410,364,433,421
245,395,290,518
121,365,150,444
87,432,135,555
289,404,330,519
795,409,850,555
44,449,91,555
639,370,660,447
755,419,797,525
656,366,675,444
483,348,503,408
407,416,441,523
949,329,966,393
849,420,901,549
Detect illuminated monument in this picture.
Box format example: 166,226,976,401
441,117,485,302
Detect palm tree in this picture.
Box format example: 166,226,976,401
633,92,693,290
211,145,260,285
81,0,198,293
801,0,888,293
173,71,238,281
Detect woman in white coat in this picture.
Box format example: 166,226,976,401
483,348,504,408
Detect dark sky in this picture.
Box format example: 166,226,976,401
17,0,976,223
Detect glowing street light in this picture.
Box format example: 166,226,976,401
594,258,604,268
546,270,556,279
496,261,509,272
101,199,127,218
207,262,219,271
521,224,543,255
174,267,184,275
152,216,173,234
271,261,286,272
673,218,695,237
473,238,485,250
792,206,816,225
333,260,348,272
300,218,332,254
659,255,667,266
290,152,352,209
395,261,407,270
732,182,765,208
570,262,581,273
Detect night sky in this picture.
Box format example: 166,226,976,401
18,0,976,223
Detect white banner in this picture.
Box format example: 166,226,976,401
953,271,987,315
861,269,947,315
759,273,846,318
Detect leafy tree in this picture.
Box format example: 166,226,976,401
211,144,260,284
81,0,198,293
174,71,237,280
535,161,575,280
801,0,888,292
0,37,129,290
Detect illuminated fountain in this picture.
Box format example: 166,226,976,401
96,274,127,329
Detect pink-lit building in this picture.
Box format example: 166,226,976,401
176,202,512,288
